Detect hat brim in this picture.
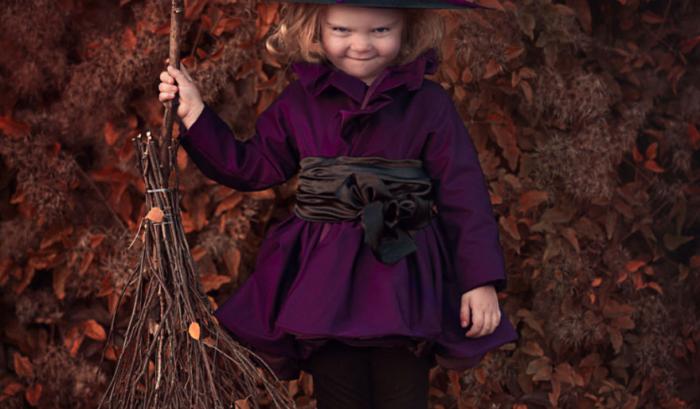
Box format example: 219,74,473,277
271,0,486,9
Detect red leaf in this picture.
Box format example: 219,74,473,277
0,115,30,138
25,383,42,407
89,233,106,249
519,190,548,212
13,353,34,378
104,344,120,361
608,326,623,353
680,35,700,54
78,252,94,276
521,341,545,357
631,145,644,163
108,292,120,316
691,255,700,269
185,0,209,20
255,3,279,40
89,167,133,183
520,81,533,104
214,193,243,216
212,17,242,37
199,274,231,293
154,22,170,36
482,59,502,79
641,11,665,24
83,319,107,341
0,382,23,402
447,370,461,397
64,325,84,357
644,142,658,159
499,214,520,240
53,267,70,300
122,27,137,50
461,67,473,83
689,123,700,150
625,260,646,273
553,362,581,386
488,112,520,171
104,122,119,146
561,227,580,253
223,248,241,283
504,45,525,61
567,0,592,33
643,159,665,173
646,281,663,295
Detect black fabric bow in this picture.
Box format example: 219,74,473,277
335,172,433,264
293,156,435,265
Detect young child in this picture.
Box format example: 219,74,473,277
159,1,518,407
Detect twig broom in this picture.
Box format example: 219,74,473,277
95,2,296,408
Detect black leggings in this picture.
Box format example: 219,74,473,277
307,340,432,409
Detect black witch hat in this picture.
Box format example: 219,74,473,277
272,0,487,9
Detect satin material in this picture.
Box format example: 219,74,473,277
178,47,519,380
293,156,435,264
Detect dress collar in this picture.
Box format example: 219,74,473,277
291,48,440,106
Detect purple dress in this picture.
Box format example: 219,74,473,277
179,48,519,380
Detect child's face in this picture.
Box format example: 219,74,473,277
320,5,405,86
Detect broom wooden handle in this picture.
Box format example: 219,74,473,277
159,0,185,183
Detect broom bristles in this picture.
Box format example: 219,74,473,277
94,131,296,409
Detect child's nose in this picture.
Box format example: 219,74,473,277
350,40,373,54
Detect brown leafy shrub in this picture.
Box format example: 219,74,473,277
1,0,698,408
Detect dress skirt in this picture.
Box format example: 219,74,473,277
213,212,519,380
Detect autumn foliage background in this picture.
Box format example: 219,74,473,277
1,0,699,408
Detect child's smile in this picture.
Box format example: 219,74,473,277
320,5,405,86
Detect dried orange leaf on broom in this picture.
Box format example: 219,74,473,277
235,397,251,409
188,322,200,340
146,207,164,222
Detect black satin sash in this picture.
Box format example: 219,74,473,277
293,156,436,264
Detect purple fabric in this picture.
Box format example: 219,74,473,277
179,47,518,380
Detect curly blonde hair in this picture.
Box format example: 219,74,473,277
265,3,445,67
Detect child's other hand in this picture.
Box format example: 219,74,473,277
158,59,204,129
460,284,501,338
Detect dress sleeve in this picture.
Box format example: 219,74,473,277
178,94,299,192
420,92,508,294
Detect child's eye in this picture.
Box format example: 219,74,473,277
331,27,389,33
